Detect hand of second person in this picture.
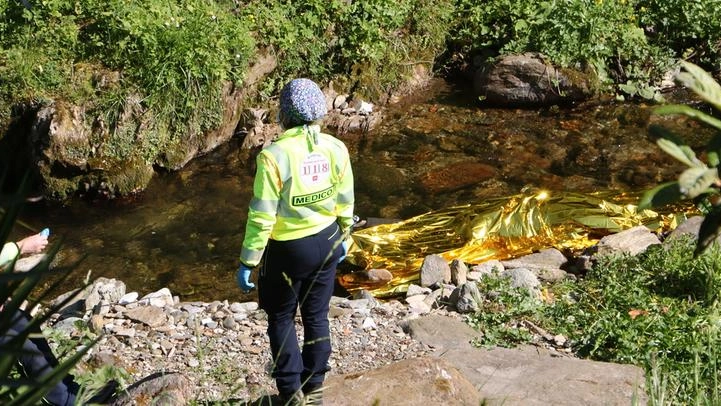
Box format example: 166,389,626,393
236,264,256,293
17,232,49,255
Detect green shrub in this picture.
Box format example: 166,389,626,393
450,0,539,54
464,275,542,348
238,0,344,98
464,236,721,403
0,0,254,151
523,1,672,88
240,0,453,100
637,0,721,72
449,0,674,96
639,62,721,255
77,0,253,132
337,0,453,98
0,0,80,127
547,239,721,404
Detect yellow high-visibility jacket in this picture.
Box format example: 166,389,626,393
240,125,354,267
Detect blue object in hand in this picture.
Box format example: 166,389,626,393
339,240,349,263
40,228,50,237
237,264,255,293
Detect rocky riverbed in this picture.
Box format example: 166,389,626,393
46,282,440,404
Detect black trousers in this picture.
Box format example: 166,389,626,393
0,310,79,405
258,222,343,395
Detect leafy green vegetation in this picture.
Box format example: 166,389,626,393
637,0,721,72
640,62,721,255
4,0,715,136
448,0,678,95
239,0,453,100
464,237,721,403
464,275,540,347
0,0,254,164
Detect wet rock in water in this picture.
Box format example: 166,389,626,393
353,161,407,200
417,161,496,194
437,134,474,152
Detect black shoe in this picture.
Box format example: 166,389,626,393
86,380,118,405
303,386,323,406
277,390,304,406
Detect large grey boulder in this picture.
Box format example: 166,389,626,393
666,216,704,242
405,314,647,405
664,215,721,249
110,372,192,406
323,356,482,405
474,53,596,106
592,225,661,258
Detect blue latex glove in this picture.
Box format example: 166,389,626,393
236,264,255,293
40,228,50,237
339,240,349,263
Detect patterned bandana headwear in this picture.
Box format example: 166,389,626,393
279,78,327,123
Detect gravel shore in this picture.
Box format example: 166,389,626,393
47,287,441,403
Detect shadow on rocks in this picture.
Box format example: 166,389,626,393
110,371,192,405
198,394,288,405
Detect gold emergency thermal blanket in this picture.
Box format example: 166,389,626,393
339,189,692,297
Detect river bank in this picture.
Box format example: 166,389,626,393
38,216,692,404
4,0,718,202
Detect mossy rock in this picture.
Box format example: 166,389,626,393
38,156,154,200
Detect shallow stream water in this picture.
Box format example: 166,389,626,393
18,79,699,302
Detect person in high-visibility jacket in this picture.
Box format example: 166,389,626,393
237,78,354,405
